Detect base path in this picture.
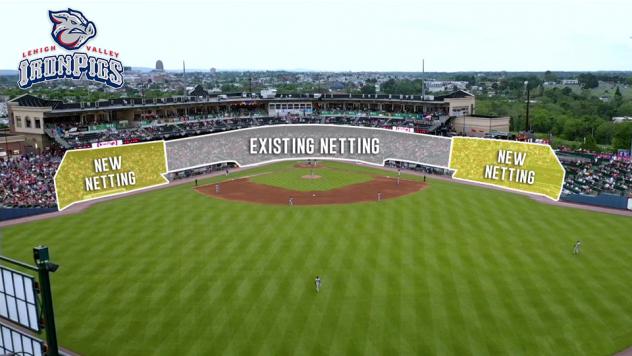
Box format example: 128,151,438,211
196,176,427,205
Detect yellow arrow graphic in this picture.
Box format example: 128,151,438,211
54,141,168,210
449,137,566,201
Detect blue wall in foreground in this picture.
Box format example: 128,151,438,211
561,194,630,210
0,208,57,222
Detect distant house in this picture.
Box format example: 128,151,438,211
599,96,610,103
426,81,446,93
436,90,475,117
451,114,511,137
426,81,468,93
612,116,632,124
329,81,345,91
561,79,579,86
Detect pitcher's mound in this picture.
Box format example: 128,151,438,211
302,175,321,179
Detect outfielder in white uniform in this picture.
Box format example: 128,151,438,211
573,240,582,255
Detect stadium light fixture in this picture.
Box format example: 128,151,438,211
45,262,59,273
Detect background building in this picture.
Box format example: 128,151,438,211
451,115,510,137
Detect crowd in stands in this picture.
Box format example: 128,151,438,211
56,117,261,148
4,118,631,210
51,110,269,148
50,111,446,149
0,150,62,208
560,150,631,196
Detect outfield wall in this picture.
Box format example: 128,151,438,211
0,208,58,222
561,193,631,210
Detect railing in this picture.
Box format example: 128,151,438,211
44,128,71,149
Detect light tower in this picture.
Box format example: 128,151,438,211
524,81,530,132
183,60,187,96
421,59,425,100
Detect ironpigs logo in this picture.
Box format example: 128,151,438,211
49,9,97,50
17,9,124,89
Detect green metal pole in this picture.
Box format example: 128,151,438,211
33,246,59,356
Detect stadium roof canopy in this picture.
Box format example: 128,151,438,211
435,90,474,100
8,94,62,109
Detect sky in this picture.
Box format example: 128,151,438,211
2,0,632,72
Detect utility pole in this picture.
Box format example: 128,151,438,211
524,80,530,132
421,59,425,100
183,60,187,96
628,37,632,157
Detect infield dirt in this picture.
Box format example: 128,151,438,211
195,176,427,205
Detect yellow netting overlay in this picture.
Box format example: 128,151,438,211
54,141,168,210
449,137,565,200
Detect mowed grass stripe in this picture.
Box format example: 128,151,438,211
2,161,632,355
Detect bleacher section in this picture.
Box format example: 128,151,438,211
562,156,631,196
49,111,450,149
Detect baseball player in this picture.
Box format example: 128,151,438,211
377,192,382,201
573,240,582,255
215,184,220,193
315,276,321,293
289,197,294,206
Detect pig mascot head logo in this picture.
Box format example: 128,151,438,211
49,9,97,50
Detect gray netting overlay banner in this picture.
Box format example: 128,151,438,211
165,125,452,172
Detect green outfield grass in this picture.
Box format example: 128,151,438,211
1,161,632,355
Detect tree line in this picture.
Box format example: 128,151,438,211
477,87,632,150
